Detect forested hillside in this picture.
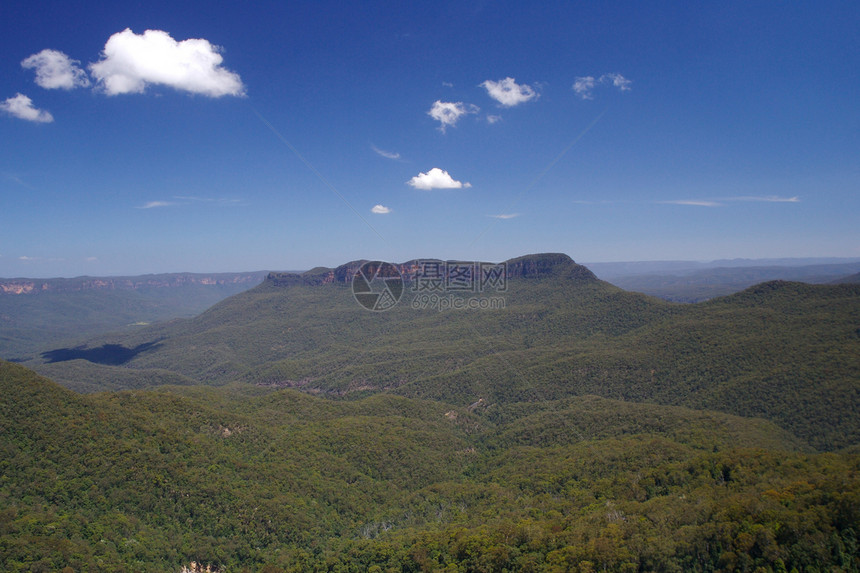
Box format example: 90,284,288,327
29,254,860,451
2,360,858,572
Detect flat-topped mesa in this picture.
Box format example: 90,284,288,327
503,253,598,282
266,253,598,287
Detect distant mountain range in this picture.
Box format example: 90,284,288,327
0,271,267,361
588,258,860,302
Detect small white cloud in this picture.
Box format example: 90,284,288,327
19,255,37,261
428,100,478,133
89,28,245,97
601,73,632,91
371,145,400,160
85,256,99,262
407,167,471,190
442,81,454,87
574,73,632,99
489,213,519,219
137,200,174,209
481,77,537,107
21,49,90,90
371,204,391,214
573,76,596,100
486,114,502,124
0,93,54,123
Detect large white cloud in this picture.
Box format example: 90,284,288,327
407,168,471,190
89,28,245,97
481,77,537,107
21,49,90,90
0,93,53,123
428,100,478,132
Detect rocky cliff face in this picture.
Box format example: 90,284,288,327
0,272,268,296
266,253,597,287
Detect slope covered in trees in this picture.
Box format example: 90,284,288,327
2,360,858,572
29,254,860,451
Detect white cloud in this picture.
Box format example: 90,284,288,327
574,73,632,100
658,195,800,207
21,49,90,89
486,114,502,124
89,28,245,97
428,100,478,133
137,200,175,209
489,213,519,219
572,76,596,100
0,93,53,123
407,167,471,190
729,195,800,203
481,77,537,107
371,204,391,214
602,73,632,91
371,145,400,160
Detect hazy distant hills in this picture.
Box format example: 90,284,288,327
28,253,860,452
0,271,267,361
589,259,860,302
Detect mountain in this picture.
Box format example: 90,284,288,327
0,271,267,361
29,254,860,451
595,262,860,302
3,359,857,572
833,272,860,284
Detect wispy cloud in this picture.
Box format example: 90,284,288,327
0,94,54,123
658,195,800,207
728,195,800,203
137,200,175,209
572,76,597,100
481,77,538,107
573,73,632,100
486,114,502,124
407,167,471,190
89,28,245,97
2,172,36,190
371,145,400,160
488,213,519,219
602,73,632,92
21,49,90,90
371,204,391,214
428,100,478,133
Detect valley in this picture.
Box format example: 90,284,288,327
1,253,858,571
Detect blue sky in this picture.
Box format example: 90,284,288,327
1,1,858,277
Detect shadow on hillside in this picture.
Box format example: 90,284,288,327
41,341,162,366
